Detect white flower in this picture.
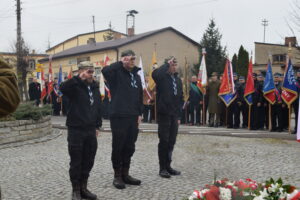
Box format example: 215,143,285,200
260,188,269,198
279,188,287,199
200,189,209,199
219,187,232,200
268,183,279,193
253,195,264,200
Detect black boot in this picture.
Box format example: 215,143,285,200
167,163,181,176
122,168,141,185
71,183,82,200
159,169,171,178
80,180,97,200
113,168,125,189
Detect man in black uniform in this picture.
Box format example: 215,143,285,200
227,72,239,128
271,73,284,132
102,50,143,189
28,78,41,106
188,75,203,125
152,56,183,178
236,76,247,128
60,61,102,200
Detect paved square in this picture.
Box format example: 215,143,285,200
0,129,299,200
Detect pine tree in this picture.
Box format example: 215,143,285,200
231,54,238,72
103,22,114,41
237,45,249,77
195,19,227,76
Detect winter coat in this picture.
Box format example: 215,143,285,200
207,80,221,114
102,61,143,117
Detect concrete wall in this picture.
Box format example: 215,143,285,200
0,116,52,145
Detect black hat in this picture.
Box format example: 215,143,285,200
274,72,280,77
252,73,257,77
239,76,245,80
257,74,264,78
233,72,237,76
121,50,135,57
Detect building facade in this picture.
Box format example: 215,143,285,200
39,27,200,79
254,37,300,74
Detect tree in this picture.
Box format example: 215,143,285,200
10,38,31,101
290,0,300,37
231,54,238,72
195,19,227,76
103,22,114,41
237,45,249,77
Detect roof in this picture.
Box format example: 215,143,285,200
0,52,47,57
46,29,127,52
40,27,200,62
254,42,288,47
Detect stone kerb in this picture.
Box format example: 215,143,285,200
0,116,52,145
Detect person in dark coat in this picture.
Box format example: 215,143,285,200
102,50,143,189
51,78,61,116
227,73,240,128
28,78,41,106
188,75,203,125
152,56,183,178
61,77,70,116
271,73,284,132
236,76,248,128
60,61,102,200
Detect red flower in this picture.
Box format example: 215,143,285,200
204,186,220,200
291,191,300,200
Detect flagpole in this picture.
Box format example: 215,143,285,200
203,95,206,125
248,104,251,130
288,104,291,133
269,104,272,131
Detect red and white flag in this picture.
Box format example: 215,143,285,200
137,56,152,100
40,67,47,100
197,49,207,94
48,56,53,96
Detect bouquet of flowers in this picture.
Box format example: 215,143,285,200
187,178,300,200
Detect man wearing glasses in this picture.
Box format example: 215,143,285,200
60,61,102,200
102,50,143,189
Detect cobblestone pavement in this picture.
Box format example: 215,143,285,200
1,125,300,200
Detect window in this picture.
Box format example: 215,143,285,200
272,54,286,63
77,57,90,64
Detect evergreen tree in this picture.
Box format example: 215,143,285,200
195,19,227,76
231,54,238,72
103,22,114,41
237,45,249,77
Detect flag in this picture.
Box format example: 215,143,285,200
40,67,47,100
197,54,207,94
263,61,276,104
58,65,63,86
48,56,53,96
68,66,73,79
104,55,110,66
183,57,189,102
99,73,105,99
281,58,298,105
137,56,152,99
244,57,255,105
148,51,157,91
218,59,236,106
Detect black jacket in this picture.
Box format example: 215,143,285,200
188,82,203,105
102,61,143,117
60,76,102,129
28,82,41,101
152,63,184,118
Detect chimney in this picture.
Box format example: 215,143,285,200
87,38,96,45
285,37,297,47
127,28,135,37
31,49,36,55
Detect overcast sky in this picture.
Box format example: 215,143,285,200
0,0,299,57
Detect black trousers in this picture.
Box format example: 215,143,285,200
110,116,139,169
271,104,283,130
143,105,153,123
236,103,248,127
293,99,299,131
68,127,98,185
157,114,178,170
227,101,239,127
189,103,201,125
